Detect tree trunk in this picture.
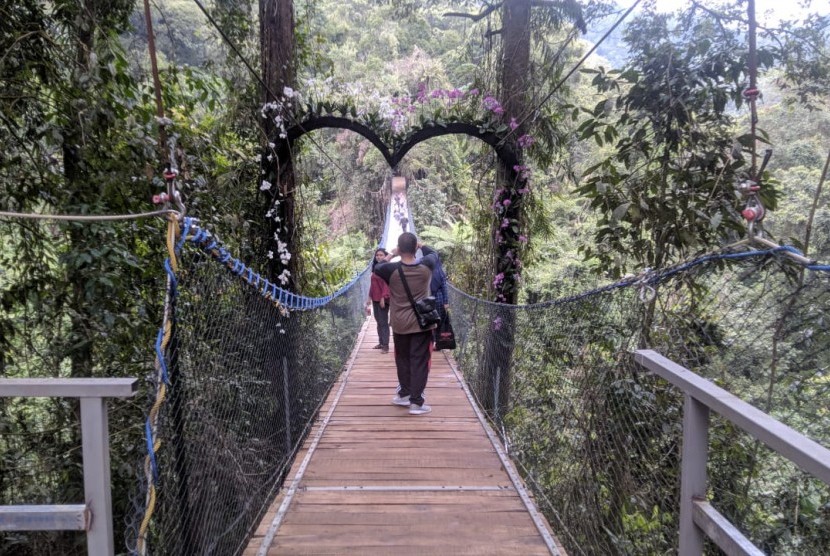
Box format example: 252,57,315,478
500,0,531,134
260,0,299,289
61,11,96,552
260,0,295,104
478,0,532,415
494,0,531,304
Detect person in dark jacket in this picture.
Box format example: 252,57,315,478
366,248,391,353
373,233,437,415
430,254,449,345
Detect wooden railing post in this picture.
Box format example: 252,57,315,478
80,397,115,555
679,394,709,556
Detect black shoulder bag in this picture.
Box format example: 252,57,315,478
397,265,441,329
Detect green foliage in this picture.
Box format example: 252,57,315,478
768,13,830,109
0,1,269,552
3,0,830,553
576,9,766,277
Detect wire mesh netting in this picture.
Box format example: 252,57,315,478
124,234,370,555
450,253,830,555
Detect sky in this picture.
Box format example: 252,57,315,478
586,0,828,68
647,0,828,22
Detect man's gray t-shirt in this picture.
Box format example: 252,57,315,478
373,246,438,334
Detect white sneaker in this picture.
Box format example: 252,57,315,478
409,403,432,415
396,385,424,401
391,395,410,406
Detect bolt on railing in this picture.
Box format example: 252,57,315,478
0,378,138,555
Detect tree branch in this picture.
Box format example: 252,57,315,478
444,2,502,22
690,0,830,61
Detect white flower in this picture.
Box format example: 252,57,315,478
267,154,274,162
254,154,262,162
279,132,287,139
278,269,291,285
260,180,272,191
267,250,274,259
268,142,275,148
277,241,287,252
283,86,294,98
266,209,274,218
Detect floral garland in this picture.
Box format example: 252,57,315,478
256,87,299,288
259,82,536,302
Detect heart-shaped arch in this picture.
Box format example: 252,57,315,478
266,113,526,305
278,115,523,181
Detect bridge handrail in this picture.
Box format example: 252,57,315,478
634,350,830,556
0,377,138,556
179,217,370,311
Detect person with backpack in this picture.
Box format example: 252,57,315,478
373,233,438,415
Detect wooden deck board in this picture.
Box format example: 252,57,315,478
244,320,564,555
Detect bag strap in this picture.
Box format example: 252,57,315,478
397,265,420,315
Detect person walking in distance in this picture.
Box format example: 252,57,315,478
365,248,391,353
373,233,438,415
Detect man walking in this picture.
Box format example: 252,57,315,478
373,232,438,415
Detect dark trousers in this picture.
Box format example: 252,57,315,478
393,330,432,406
372,301,390,347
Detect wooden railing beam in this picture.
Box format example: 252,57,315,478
692,500,765,556
634,349,830,556
634,350,830,484
0,378,137,398
0,505,88,531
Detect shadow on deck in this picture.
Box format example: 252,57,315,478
245,320,564,555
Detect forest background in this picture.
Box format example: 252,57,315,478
1,0,829,553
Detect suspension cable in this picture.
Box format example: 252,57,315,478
142,0,188,222
136,212,181,556
737,0,770,237
747,0,759,175
456,0,644,179
0,209,179,222
143,0,168,164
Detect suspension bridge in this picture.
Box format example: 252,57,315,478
3,180,830,556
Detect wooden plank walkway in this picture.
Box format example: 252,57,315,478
245,319,564,555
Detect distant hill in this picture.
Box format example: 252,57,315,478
582,11,631,70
